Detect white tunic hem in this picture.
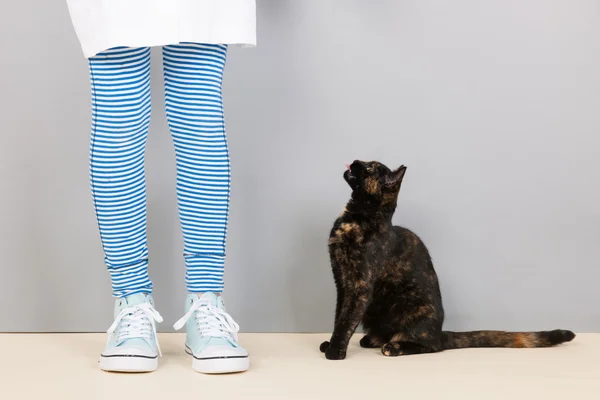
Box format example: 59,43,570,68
66,0,257,58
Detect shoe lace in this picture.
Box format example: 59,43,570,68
173,300,239,343
107,303,164,356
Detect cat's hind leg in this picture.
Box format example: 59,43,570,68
380,314,444,356
322,334,383,352
381,341,440,357
359,334,385,348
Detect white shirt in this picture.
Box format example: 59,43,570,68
66,0,256,58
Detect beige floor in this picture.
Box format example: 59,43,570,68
1,333,598,399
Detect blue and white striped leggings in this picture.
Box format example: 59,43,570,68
89,44,230,297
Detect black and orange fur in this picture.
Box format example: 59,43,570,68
320,160,575,360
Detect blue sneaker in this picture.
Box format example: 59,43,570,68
173,293,249,374
99,293,163,372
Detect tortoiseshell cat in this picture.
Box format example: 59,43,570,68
320,160,575,360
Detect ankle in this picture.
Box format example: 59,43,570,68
191,292,221,298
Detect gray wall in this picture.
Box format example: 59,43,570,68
1,1,599,333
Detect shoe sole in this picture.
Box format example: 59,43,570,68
99,355,158,372
185,346,249,374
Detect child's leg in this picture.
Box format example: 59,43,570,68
164,43,249,374
162,43,230,293
89,47,153,297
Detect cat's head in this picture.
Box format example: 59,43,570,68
344,160,407,204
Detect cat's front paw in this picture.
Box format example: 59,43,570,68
319,341,330,353
325,346,347,360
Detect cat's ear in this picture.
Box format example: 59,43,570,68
384,165,407,189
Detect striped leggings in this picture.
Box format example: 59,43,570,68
89,44,230,297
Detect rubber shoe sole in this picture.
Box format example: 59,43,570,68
185,346,249,374
99,354,158,372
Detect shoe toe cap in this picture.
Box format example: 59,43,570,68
194,345,248,359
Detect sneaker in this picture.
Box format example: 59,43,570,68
173,293,249,374
99,293,163,372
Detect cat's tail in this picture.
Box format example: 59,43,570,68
441,329,575,350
